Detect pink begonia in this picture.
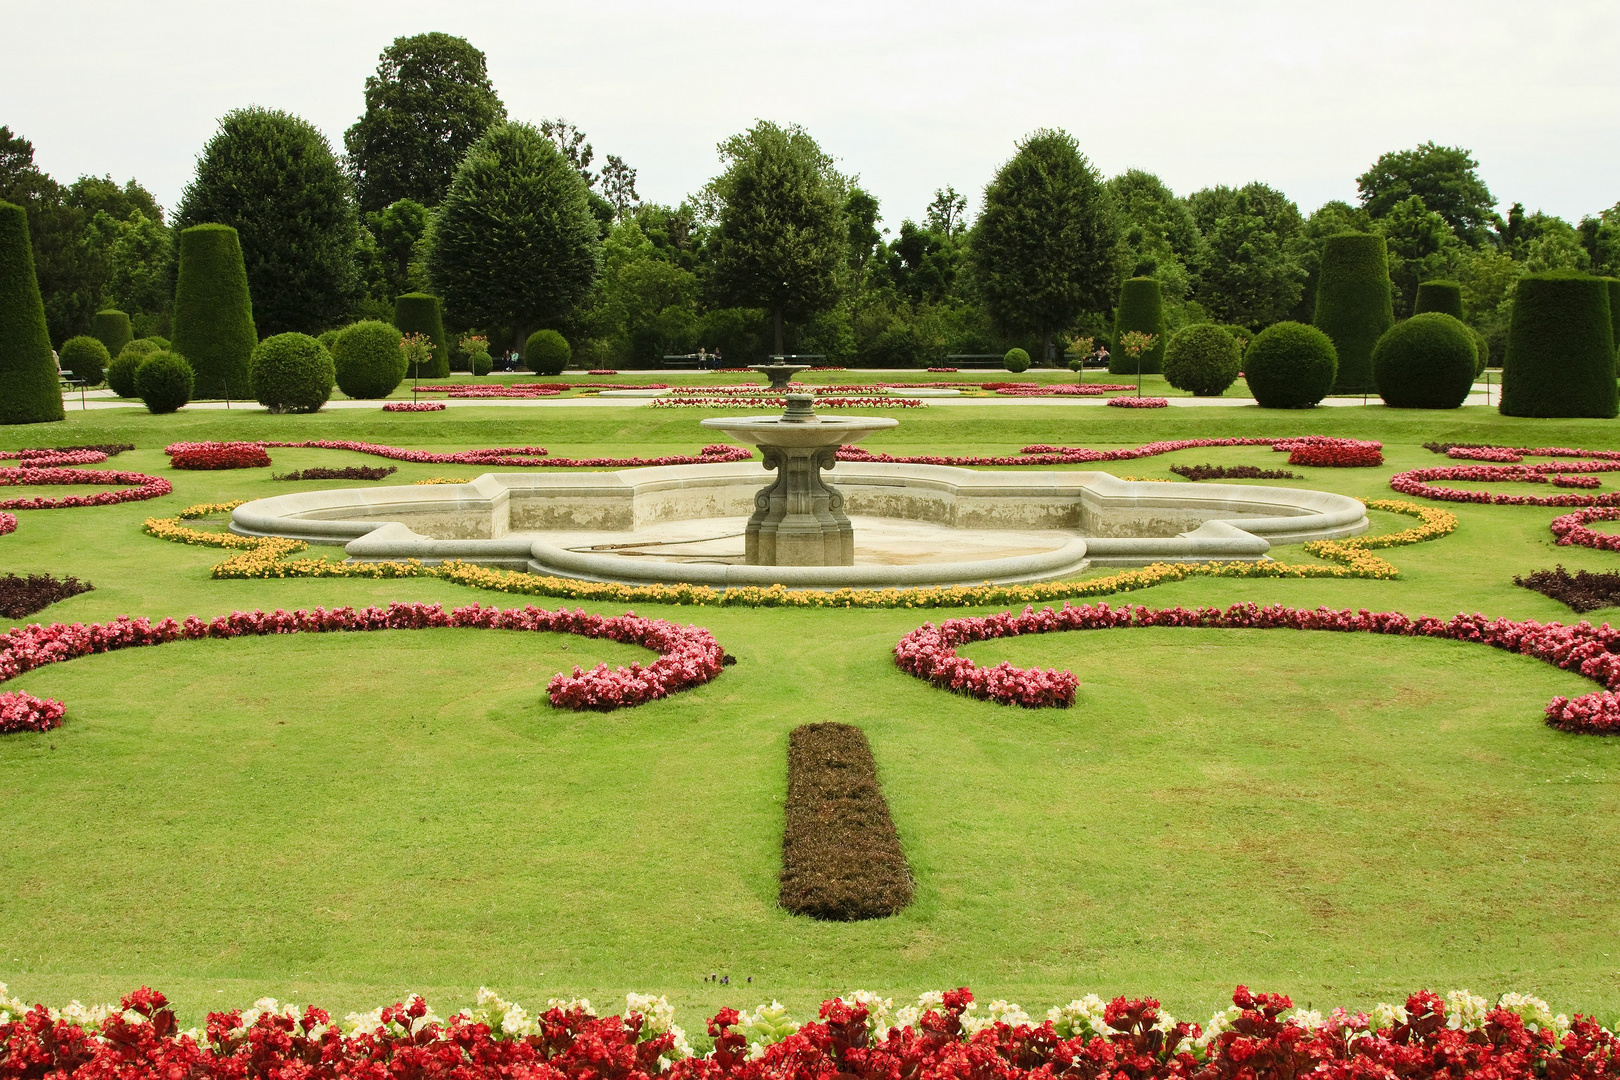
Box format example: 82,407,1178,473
1105,397,1168,408
164,440,752,469
0,468,172,511
841,436,1381,469
1550,508,1620,551
0,449,109,467
0,512,15,536
382,401,448,412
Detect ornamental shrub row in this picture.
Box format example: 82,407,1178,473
135,352,194,414
249,332,335,413
525,329,571,375
1243,321,1337,407
333,320,406,398
1500,271,1618,419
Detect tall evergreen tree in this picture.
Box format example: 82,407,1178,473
0,200,65,423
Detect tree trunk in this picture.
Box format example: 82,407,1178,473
773,306,784,357
1041,328,1052,369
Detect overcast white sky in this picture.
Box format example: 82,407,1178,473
5,0,1618,228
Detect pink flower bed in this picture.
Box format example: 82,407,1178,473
383,401,447,412
0,690,64,733
167,442,271,470
840,436,1382,469
927,366,958,371
0,468,172,511
1551,508,1620,551
0,448,110,467
0,601,724,729
895,600,1620,734
1390,462,1620,506
1554,474,1602,488
588,369,618,374
653,396,924,409
987,382,1135,397
0,513,14,536
1106,396,1168,408
162,440,752,469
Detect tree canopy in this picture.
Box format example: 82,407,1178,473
1357,142,1498,246
1186,182,1304,328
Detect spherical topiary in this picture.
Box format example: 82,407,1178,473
1413,280,1464,320
134,351,194,414
1312,232,1393,394
1371,313,1477,409
1109,277,1167,374
1242,321,1338,408
470,350,493,376
142,335,170,349
1002,347,1031,373
1164,324,1242,396
1500,271,1619,419
108,339,161,398
250,332,336,413
58,335,110,385
317,329,339,350
331,320,406,399
1470,328,1490,376
90,310,132,360
0,200,64,424
171,224,257,398
524,329,570,375
393,293,449,378
1219,324,1253,355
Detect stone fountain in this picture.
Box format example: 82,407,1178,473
701,394,897,565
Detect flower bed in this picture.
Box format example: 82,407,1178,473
0,982,1602,1080
652,396,925,409
926,366,957,372
0,691,63,733
587,368,617,374
0,573,93,619
272,466,397,482
0,513,13,536
1286,440,1383,467
1390,462,1620,506
163,439,752,469
0,601,724,729
781,723,912,920
382,401,446,411
167,442,272,470
1516,566,1620,613
1106,396,1167,408
839,435,1383,469
895,598,1620,733
1550,508,1620,550
1169,464,1299,481
987,383,1134,397
0,448,110,467
1553,474,1602,488
0,468,171,511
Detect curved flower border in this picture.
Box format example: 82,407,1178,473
1393,444,1620,506
0,513,14,536
0,468,172,511
1550,508,1620,551
0,690,64,733
840,435,1383,468
0,601,724,729
163,439,752,469
894,599,1620,733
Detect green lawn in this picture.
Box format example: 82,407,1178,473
5,399,1620,1026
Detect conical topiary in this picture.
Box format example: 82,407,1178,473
393,293,449,378
1108,276,1167,375
91,309,133,360
1313,232,1393,394
171,223,257,398
1500,271,1618,419
0,200,65,424
1413,280,1463,320
1604,278,1620,374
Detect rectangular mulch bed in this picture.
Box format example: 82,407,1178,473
780,722,913,921
0,574,93,620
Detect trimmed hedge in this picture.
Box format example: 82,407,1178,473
779,723,913,921
1219,324,1253,354
108,340,162,398
1607,278,1620,374
134,351,195,414
1243,321,1338,408
393,293,449,378
1163,323,1242,396
1500,271,1619,419
249,332,336,413
1413,280,1464,320
524,329,570,376
58,335,110,386
332,320,406,398
142,335,170,349
171,224,257,399
90,310,133,361
1109,276,1167,374
1002,347,1030,373
0,200,65,424
1313,232,1393,393
1371,312,1477,409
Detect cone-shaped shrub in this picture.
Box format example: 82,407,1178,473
1164,324,1242,396
1413,280,1464,320
1109,276,1167,374
134,351,194,414
1372,312,1477,409
171,224,257,399
108,339,161,398
1313,232,1392,393
393,293,449,378
91,310,132,360
58,336,110,385
1003,347,1030,373
332,320,405,398
1499,271,1618,418
1606,278,1620,374
1243,321,1338,408
250,332,335,413
0,201,65,424
524,329,570,375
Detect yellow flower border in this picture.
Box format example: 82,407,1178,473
142,500,1455,610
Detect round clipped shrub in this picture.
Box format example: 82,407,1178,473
525,329,570,375
1243,321,1338,408
1002,347,1030,373
1219,324,1253,354
1470,328,1490,375
58,335,110,385
1109,277,1167,374
1413,280,1464,320
331,320,406,399
393,293,449,378
470,350,493,376
1312,232,1393,394
91,309,132,360
142,335,171,350
250,332,336,413
1500,271,1619,419
134,351,194,414
1163,324,1242,396
171,223,257,398
108,339,163,397
317,329,339,351
1371,312,1477,409
0,200,64,424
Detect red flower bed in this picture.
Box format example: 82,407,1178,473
1551,508,1620,551
1106,396,1168,408
167,442,272,470
382,401,446,412
0,690,64,733
0,448,111,467
0,513,13,536
1286,440,1384,467
163,440,752,469
840,436,1381,469
0,602,724,728
986,382,1135,396
926,366,957,372
0,468,172,511
895,600,1620,734
1553,474,1602,488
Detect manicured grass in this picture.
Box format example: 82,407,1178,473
6,399,1620,1026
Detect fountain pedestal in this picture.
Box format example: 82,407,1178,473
702,394,898,566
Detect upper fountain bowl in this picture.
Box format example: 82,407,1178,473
700,393,897,448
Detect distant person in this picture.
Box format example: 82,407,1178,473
1095,345,1109,368
698,347,710,370
712,348,723,370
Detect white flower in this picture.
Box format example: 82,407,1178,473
1496,992,1569,1035
1445,990,1488,1031
345,1007,386,1035
894,1005,920,1030
1048,995,1108,1040
1287,1009,1325,1031
843,991,895,1034
626,993,677,1036
546,997,596,1017
1372,1002,1408,1031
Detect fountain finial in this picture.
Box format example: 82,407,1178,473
780,393,817,423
